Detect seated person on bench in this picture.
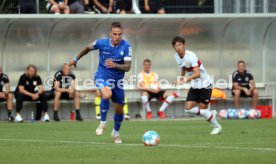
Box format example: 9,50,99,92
232,60,258,109
49,63,83,122
14,65,50,122
0,66,14,122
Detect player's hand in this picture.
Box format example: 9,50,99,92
108,6,112,13
144,4,150,11
0,92,6,99
68,60,77,68
32,93,39,100
243,88,251,96
101,6,108,13
105,59,117,68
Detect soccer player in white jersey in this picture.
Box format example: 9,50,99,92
172,36,222,135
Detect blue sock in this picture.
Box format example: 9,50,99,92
114,113,124,132
100,98,110,122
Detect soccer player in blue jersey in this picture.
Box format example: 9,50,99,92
69,22,132,144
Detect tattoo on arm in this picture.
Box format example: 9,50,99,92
115,61,131,72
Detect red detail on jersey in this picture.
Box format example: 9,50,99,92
185,60,202,72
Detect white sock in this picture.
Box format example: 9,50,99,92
112,129,119,136
200,109,219,128
159,95,175,112
100,121,106,126
142,96,151,112
185,106,200,115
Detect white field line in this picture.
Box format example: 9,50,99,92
0,138,275,152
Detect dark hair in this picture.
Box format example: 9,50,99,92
26,64,37,76
172,36,185,46
237,60,246,65
111,22,123,30
143,59,151,64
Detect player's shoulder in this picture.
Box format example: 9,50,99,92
121,39,131,47
69,71,76,78
232,70,239,77
245,70,253,76
54,70,62,77
1,73,9,80
186,50,197,57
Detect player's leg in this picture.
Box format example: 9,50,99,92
38,92,50,122
112,103,124,144
123,97,130,120
158,91,178,119
53,91,62,121
94,90,101,120
95,86,112,136
198,88,221,134
252,89,258,109
14,91,26,122
69,88,83,121
141,91,152,119
233,89,241,109
110,85,125,144
6,93,14,121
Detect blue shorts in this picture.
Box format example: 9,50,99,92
94,76,125,105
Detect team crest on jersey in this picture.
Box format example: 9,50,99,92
245,77,249,82
0,81,4,86
33,81,37,86
26,81,29,85
120,51,124,56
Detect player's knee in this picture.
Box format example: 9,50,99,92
253,89,258,96
54,91,62,99
233,89,241,96
8,93,13,100
101,87,112,99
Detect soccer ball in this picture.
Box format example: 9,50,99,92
218,109,228,119
238,109,247,119
256,110,261,119
247,109,257,119
142,131,160,146
227,109,238,119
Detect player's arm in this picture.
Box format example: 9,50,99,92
69,44,95,67
185,67,200,82
49,0,59,6
105,61,131,72
249,80,256,91
3,83,10,96
233,82,244,90
37,85,44,95
19,86,34,97
54,81,68,93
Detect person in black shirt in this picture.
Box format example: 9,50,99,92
50,63,83,122
0,66,14,122
141,0,165,14
18,0,37,14
14,65,50,122
232,60,258,109
93,0,113,13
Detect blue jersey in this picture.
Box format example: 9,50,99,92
91,38,132,81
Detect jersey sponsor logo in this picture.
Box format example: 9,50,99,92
120,51,124,56
102,51,110,55
238,78,241,81
33,81,37,86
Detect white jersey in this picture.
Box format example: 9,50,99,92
174,50,212,89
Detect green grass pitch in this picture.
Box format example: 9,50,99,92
0,118,275,164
